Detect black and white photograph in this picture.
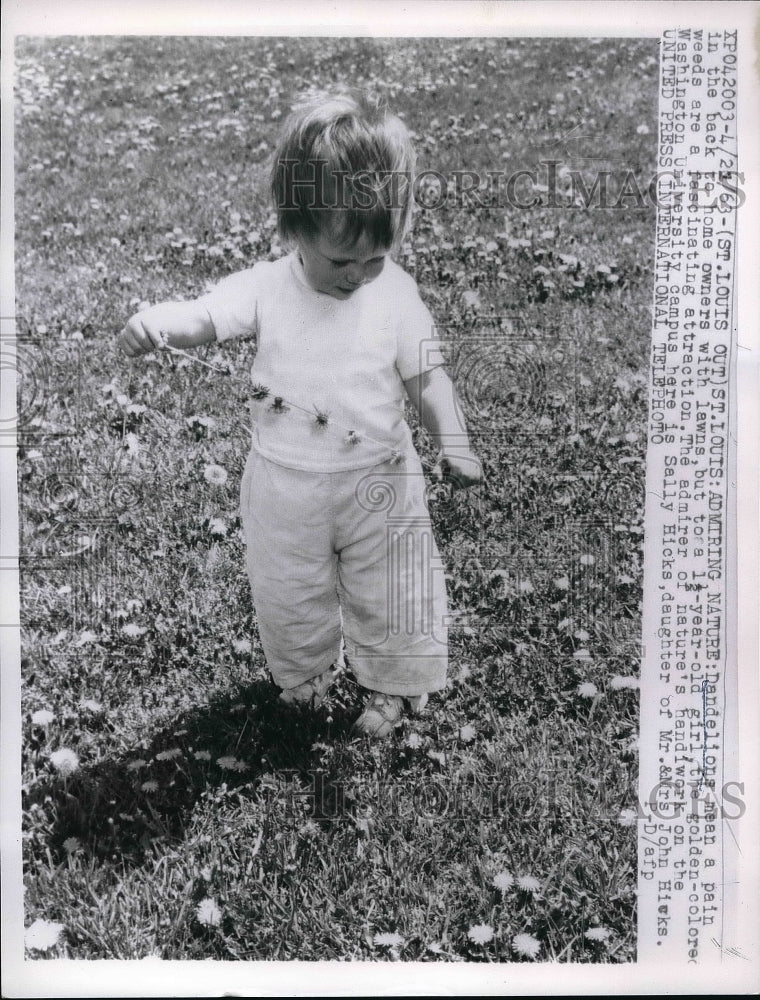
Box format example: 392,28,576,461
2,1,757,996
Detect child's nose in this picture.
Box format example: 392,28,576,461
346,263,365,286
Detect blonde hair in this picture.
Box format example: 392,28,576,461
270,88,416,250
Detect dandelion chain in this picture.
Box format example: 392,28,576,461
161,341,441,471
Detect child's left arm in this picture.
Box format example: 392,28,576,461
404,366,482,489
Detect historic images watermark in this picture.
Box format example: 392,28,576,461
273,158,745,213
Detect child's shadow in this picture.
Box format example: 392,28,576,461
26,676,360,868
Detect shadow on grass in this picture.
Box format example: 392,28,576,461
25,675,363,868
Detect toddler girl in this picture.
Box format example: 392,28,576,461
119,90,481,737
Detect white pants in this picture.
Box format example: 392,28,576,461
239,447,449,696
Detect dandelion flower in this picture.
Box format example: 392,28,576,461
585,927,611,942
374,931,404,947
155,748,181,761
609,675,639,690
25,919,64,952
405,733,423,749
216,755,248,772
141,780,159,793
553,575,570,590
50,748,79,776
579,553,596,566
232,638,252,655
203,464,228,486
573,648,592,661
427,941,444,954
618,807,638,827
636,123,650,135
517,875,541,893
126,758,147,771
121,622,147,638
80,699,104,714
458,723,476,743
31,709,55,727
574,629,590,641
492,871,514,892
207,516,227,537
512,932,541,959
63,837,81,855
577,682,598,699
467,923,494,945
194,750,211,761
196,897,222,927
427,750,446,766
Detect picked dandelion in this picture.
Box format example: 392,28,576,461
269,396,289,413
25,919,64,952
467,923,494,945
512,932,541,959
313,407,330,429
251,383,270,400
50,748,79,777
345,429,362,446
196,897,223,927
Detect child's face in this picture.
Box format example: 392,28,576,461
297,224,388,300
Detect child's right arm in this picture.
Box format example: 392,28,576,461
118,300,216,357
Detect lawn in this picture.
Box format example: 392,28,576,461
15,35,657,962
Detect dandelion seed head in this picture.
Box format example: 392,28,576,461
512,932,541,958
467,923,494,945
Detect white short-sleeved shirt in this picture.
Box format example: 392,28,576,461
198,252,443,471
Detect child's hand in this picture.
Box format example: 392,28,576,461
119,303,171,357
437,449,483,490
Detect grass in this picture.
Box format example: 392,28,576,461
15,35,657,962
